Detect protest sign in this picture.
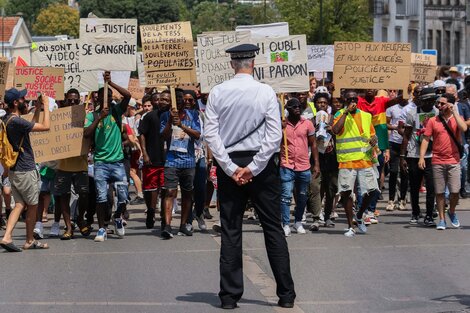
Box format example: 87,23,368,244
140,21,196,86
253,35,309,93
31,40,99,92
136,52,147,87
307,45,334,72
0,58,9,100
410,53,437,84
79,18,138,71
197,31,251,93
236,22,289,38
333,41,411,97
29,106,89,163
128,78,145,100
15,67,65,100
5,59,14,90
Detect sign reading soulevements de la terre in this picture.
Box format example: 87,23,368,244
31,40,99,92
0,58,9,101
79,18,138,71
140,21,196,86
15,67,65,100
410,53,437,84
28,105,90,163
197,31,251,93
307,45,334,72
253,35,309,93
333,41,411,97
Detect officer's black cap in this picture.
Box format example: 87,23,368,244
226,44,259,59
419,87,437,101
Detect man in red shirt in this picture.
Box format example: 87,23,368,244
280,98,320,236
419,93,467,230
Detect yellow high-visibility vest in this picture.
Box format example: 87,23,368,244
336,109,372,163
307,101,317,116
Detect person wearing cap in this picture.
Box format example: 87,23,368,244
84,71,131,242
280,98,319,236
204,43,296,309
400,87,438,225
0,88,51,252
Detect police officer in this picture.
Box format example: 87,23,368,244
204,44,296,309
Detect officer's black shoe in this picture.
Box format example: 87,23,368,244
221,302,238,309
278,300,295,308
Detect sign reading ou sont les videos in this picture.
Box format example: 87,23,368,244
28,106,90,163
333,41,411,97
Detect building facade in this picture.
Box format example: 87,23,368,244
372,0,470,65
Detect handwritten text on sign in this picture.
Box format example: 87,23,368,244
140,21,196,86
410,53,437,84
29,106,90,163
333,42,411,97
31,40,99,92
79,18,138,71
15,67,65,100
253,35,309,93
0,58,9,101
197,31,251,93
307,45,334,72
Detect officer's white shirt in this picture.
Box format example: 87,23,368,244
204,73,282,177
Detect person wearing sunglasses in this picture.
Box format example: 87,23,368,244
332,91,379,237
419,93,467,230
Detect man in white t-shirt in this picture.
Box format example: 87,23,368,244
385,96,409,211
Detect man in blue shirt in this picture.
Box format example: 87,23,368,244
160,88,201,239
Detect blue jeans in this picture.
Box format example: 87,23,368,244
94,161,129,204
280,167,311,226
189,157,207,223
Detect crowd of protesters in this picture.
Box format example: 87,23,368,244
0,65,469,251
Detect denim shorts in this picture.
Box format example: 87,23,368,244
54,170,89,196
94,161,129,204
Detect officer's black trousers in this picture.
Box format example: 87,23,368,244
216,154,296,305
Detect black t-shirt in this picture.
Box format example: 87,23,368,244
138,110,165,166
4,114,36,171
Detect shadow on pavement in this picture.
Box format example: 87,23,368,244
176,292,271,308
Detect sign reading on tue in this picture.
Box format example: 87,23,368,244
15,67,65,100
140,21,196,86
79,18,138,71
333,41,411,97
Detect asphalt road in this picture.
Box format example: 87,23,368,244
1,193,470,313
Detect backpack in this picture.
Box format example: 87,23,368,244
0,116,24,168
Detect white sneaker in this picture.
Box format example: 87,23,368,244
301,212,307,223
293,222,306,234
386,200,395,211
283,224,291,237
344,227,356,237
195,215,207,231
49,222,60,237
331,211,339,219
398,200,406,211
33,222,44,239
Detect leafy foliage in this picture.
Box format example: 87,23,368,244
5,0,65,30
32,3,79,37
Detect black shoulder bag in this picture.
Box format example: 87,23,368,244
438,115,464,158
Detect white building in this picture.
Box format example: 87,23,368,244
0,17,33,64
372,0,470,65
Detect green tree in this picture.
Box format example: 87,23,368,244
6,0,65,30
79,0,180,24
275,0,372,44
32,3,79,38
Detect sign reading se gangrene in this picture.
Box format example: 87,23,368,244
333,41,411,97
140,21,196,86
253,35,309,93
15,67,65,100
31,40,99,92
79,18,138,71
197,31,251,93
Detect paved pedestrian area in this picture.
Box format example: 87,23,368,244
1,198,470,313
